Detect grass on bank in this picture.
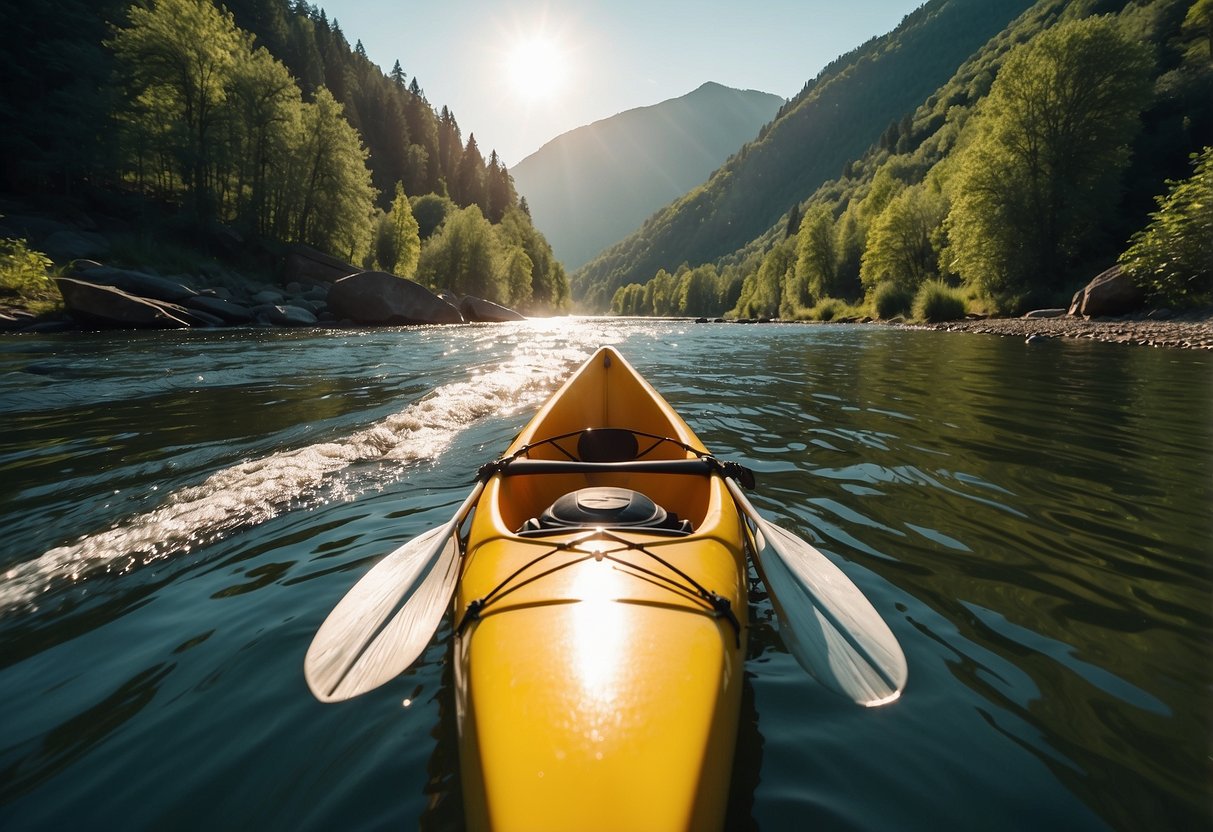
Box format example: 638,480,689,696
783,279,969,324
912,280,968,322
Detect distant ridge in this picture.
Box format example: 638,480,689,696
511,82,784,271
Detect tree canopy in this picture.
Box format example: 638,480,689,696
946,16,1153,309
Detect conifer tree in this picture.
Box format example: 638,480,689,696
456,133,486,209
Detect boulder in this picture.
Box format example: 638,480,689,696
67,264,197,304
283,244,359,285
162,303,224,327
252,289,285,305
54,277,192,329
266,304,318,327
185,296,238,320
327,271,464,325
1023,308,1066,319
459,295,527,322
1068,265,1145,318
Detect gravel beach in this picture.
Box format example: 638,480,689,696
911,310,1213,350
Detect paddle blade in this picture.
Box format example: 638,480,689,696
305,524,461,702
725,479,907,706
752,521,907,706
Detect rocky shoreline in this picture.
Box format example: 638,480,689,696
908,310,1213,350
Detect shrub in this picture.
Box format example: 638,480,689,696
0,235,56,299
811,297,845,321
913,280,967,322
872,282,914,319
1119,146,1213,307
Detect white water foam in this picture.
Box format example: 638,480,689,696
1,346,592,614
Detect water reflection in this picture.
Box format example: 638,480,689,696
0,663,175,802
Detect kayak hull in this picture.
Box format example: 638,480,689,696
454,347,750,831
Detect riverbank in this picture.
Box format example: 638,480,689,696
905,309,1213,350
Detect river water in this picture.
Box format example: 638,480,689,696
0,319,1209,830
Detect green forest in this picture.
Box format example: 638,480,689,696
0,0,569,313
594,0,1212,320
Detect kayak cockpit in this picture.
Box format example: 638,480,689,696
516,485,694,536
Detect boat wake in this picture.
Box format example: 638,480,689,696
0,347,590,615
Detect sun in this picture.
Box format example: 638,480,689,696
504,33,569,103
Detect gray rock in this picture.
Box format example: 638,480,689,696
54,277,192,329
327,271,463,325
284,244,359,285
252,289,285,305
459,295,527,322
1068,265,1144,318
67,265,197,304
163,304,224,327
266,304,318,327
185,295,254,323
1023,308,1066,319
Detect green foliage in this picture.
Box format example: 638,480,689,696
411,194,455,240
680,265,722,317
808,297,846,321
4,0,559,300
733,243,795,318
861,183,948,291
872,281,915,319
912,280,967,322
0,235,57,304
108,0,246,220
417,205,503,302
374,183,421,275
290,88,377,260
1186,0,1213,59
1120,147,1213,306
496,207,569,311
946,16,1153,311
502,247,535,309
794,205,837,300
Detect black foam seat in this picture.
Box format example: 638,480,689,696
576,429,639,462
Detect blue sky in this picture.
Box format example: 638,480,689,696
316,1,927,167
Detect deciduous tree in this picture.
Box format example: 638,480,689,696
109,0,244,221
946,17,1152,309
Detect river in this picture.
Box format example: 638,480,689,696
0,319,1209,830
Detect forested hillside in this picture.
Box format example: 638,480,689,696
602,0,1212,319
572,0,1037,310
511,82,784,272
0,0,569,313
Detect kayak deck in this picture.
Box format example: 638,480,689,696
454,347,750,831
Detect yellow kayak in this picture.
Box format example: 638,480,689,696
306,346,905,830
454,346,750,831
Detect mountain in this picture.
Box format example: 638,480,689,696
571,0,1037,310
511,82,784,272
598,0,1212,320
